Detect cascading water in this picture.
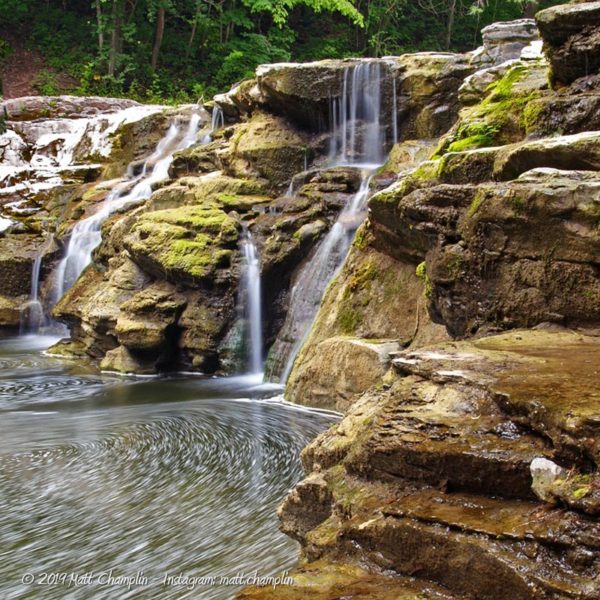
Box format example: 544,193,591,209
272,172,374,382
0,105,162,205
268,61,391,382
202,106,224,143
328,61,385,167
20,249,46,334
52,113,201,306
239,229,264,374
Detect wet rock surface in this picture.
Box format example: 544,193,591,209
248,330,600,599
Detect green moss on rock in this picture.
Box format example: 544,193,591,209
124,205,239,284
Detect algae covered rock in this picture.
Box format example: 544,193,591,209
285,242,449,410
124,205,239,286
223,112,313,190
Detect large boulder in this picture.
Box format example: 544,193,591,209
123,205,240,286
222,112,314,190
536,1,600,87
391,53,475,139
470,18,540,68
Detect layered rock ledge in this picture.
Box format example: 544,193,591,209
244,329,600,599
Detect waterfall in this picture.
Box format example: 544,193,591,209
268,61,389,382
273,172,374,382
328,61,385,167
52,113,201,305
239,230,263,374
202,106,224,143
20,251,46,334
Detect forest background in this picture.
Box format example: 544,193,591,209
0,0,561,103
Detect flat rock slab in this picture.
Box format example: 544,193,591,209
1,95,141,121
393,328,600,465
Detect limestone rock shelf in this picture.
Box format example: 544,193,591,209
245,330,600,599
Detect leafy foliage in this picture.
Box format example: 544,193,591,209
0,0,564,102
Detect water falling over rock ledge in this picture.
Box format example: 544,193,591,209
0,3,599,598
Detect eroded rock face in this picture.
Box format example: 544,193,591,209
249,330,600,599
536,1,600,87
369,163,600,338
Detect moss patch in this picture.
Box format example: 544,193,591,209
125,205,239,283
416,261,433,298
438,64,543,157
447,122,500,153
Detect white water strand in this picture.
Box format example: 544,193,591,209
20,251,46,334
53,113,201,304
328,61,385,167
240,230,264,374
278,171,374,381
202,106,224,143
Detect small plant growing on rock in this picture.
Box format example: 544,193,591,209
416,261,432,298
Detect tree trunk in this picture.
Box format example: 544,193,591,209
151,6,166,70
95,0,104,52
444,0,457,51
108,0,123,77
187,1,201,53
524,1,538,18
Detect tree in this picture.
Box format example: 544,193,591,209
151,1,167,69
108,0,125,76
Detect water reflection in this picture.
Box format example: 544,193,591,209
0,336,337,599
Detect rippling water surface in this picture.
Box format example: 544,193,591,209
0,335,337,599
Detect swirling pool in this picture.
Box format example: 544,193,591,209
0,335,337,599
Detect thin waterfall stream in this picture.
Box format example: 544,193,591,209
276,171,374,383
240,229,264,375
20,234,53,334
267,61,391,382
